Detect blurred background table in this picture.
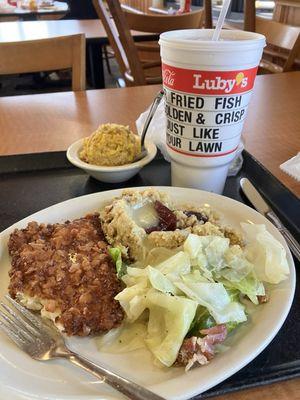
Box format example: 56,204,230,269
0,19,157,88
0,18,155,42
0,1,69,21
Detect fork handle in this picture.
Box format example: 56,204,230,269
140,89,164,150
67,351,165,400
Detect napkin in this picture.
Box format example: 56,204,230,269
136,99,244,177
280,153,300,182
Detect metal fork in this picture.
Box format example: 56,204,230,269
0,295,165,400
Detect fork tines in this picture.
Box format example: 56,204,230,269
0,295,49,347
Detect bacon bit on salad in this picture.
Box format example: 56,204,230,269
257,294,269,304
199,324,227,337
199,324,227,360
175,336,206,367
176,324,227,371
145,201,177,233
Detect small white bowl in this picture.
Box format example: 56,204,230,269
66,138,157,183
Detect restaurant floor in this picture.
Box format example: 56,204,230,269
0,57,120,97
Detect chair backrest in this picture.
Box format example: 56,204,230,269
256,16,300,50
93,0,204,86
123,8,204,34
119,0,152,14
0,34,86,91
256,16,300,71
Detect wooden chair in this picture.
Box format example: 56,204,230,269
273,0,300,26
123,6,204,83
119,0,152,14
244,0,256,32
204,0,213,29
256,16,300,73
123,8,204,33
0,34,85,91
92,0,204,86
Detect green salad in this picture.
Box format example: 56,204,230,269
99,222,290,370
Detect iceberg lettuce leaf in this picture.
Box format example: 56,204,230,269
115,280,148,321
156,251,191,276
218,245,254,282
183,234,204,259
184,234,230,271
220,272,265,305
241,223,290,284
146,266,178,295
174,281,247,324
211,301,246,324
181,270,210,284
145,290,198,367
96,322,147,353
204,237,230,270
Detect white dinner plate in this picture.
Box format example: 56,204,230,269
0,187,295,400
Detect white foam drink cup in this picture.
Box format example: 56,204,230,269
159,29,266,193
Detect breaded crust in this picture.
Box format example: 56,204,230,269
8,214,124,336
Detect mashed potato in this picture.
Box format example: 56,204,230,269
80,123,141,166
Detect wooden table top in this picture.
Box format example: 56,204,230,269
0,18,154,43
244,71,300,197
0,71,299,198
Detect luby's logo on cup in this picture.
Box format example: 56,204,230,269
162,64,258,95
193,72,248,94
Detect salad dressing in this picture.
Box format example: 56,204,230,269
131,202,159,230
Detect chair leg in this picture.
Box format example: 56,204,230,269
103,45,112,75
87,42,105,89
